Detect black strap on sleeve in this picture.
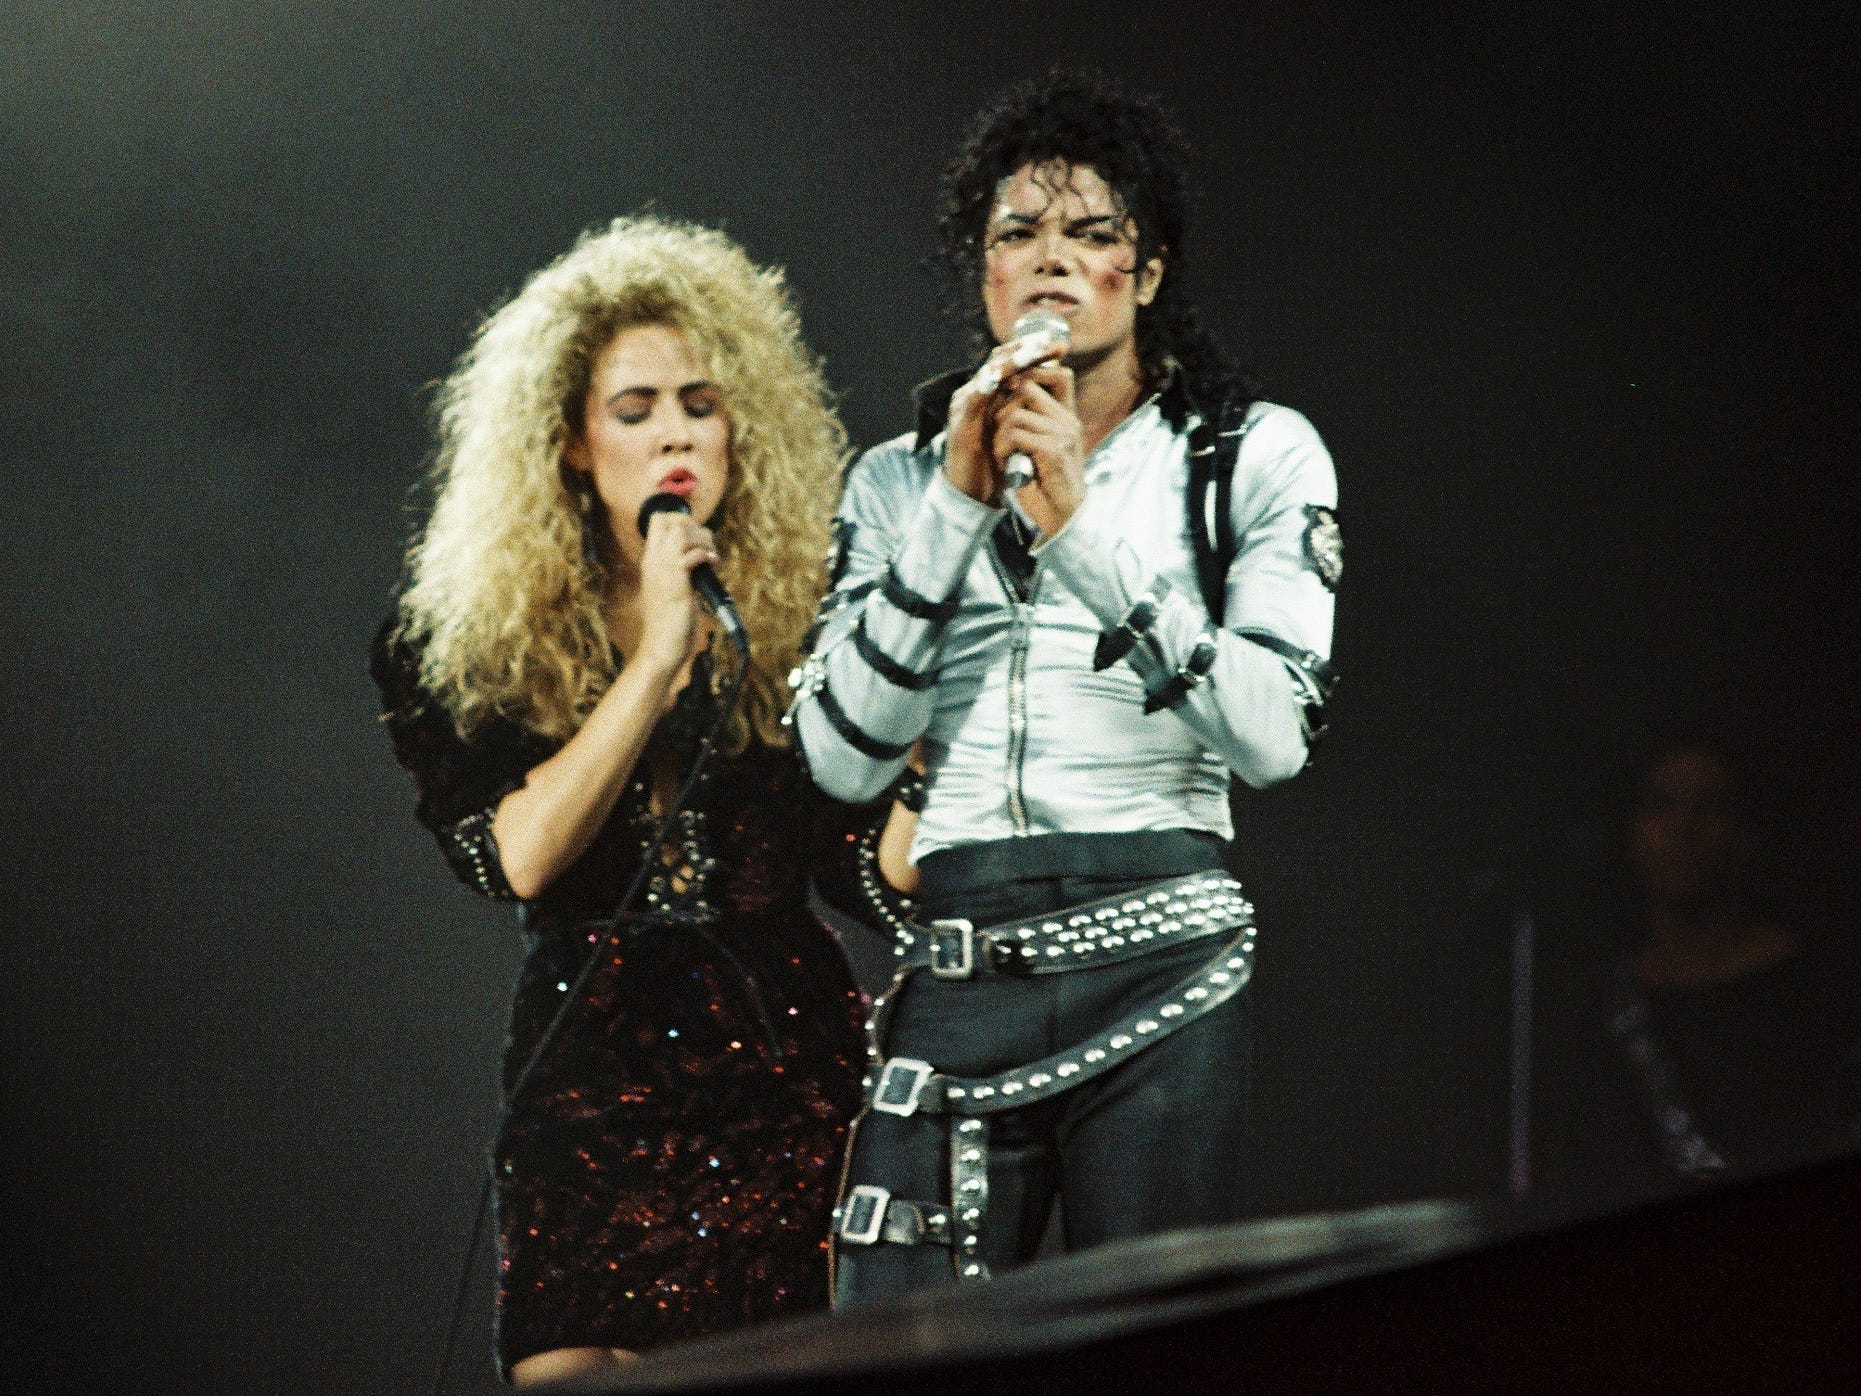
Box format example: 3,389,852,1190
880,563,961,625
826,517,855,590
853,617,940,691
798,578,877,659
1235,627,1337,744
1092,584,1167,671
1143,634,1220,714
813,678,913,762
1233,627,1338,701
1186,396,1252,627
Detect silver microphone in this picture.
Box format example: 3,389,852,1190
990,309,1071,491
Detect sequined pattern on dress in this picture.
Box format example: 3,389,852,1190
495,904,860,1362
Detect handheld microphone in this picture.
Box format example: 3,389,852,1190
994,308,1071,491
636,492,748,651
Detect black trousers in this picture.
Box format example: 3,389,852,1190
832,847,1254,1307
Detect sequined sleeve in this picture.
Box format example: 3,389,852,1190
370,616,546,901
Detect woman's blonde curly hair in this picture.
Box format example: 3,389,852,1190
395,213,847,751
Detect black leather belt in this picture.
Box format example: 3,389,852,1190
898,871,1251,980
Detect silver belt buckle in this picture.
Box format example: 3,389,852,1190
928,918,979,980
871,1057,934,1116
836,1184,890,1245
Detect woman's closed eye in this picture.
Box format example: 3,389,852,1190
611,389,655,424
680,384,722,419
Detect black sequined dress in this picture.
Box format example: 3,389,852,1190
371,625,868,1372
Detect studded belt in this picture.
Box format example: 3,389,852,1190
900,871,1253,980
831,873,1257,1284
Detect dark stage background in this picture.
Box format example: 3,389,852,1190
4,5,1856,1393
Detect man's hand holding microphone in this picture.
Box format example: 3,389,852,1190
944,310,1088,538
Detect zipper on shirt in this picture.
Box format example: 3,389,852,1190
984,538,1038,837
985,405,1164,840
1005,598,1034,834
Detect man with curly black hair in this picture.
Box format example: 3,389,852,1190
793,68,1341,1303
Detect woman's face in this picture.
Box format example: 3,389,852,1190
566,322,730,566
980,161,1163,365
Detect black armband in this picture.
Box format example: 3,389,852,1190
438,809,520,901
853,617,940,690
879,563,961,625
1233,628,1338,702
813,679,913,762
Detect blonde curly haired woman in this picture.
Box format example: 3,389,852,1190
371,215,872,1385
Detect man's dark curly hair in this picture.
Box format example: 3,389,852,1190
938,67,1252,414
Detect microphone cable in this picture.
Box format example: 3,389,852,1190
427,631,749,1396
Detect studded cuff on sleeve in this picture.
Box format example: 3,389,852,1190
437,807,521,900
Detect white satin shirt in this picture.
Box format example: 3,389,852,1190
793,396,1337,863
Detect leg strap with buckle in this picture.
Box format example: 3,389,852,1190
948,1116,990,1278
833,1184,956,1248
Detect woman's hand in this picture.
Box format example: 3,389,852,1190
633,508,718,680
492,511,719,899
993,362,1086,536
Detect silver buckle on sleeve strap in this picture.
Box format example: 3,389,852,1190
1092,579,1170,672
870,1056,939,1115
1143,632,1221,714
781,653,827,728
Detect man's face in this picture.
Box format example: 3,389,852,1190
981,161,1163,365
